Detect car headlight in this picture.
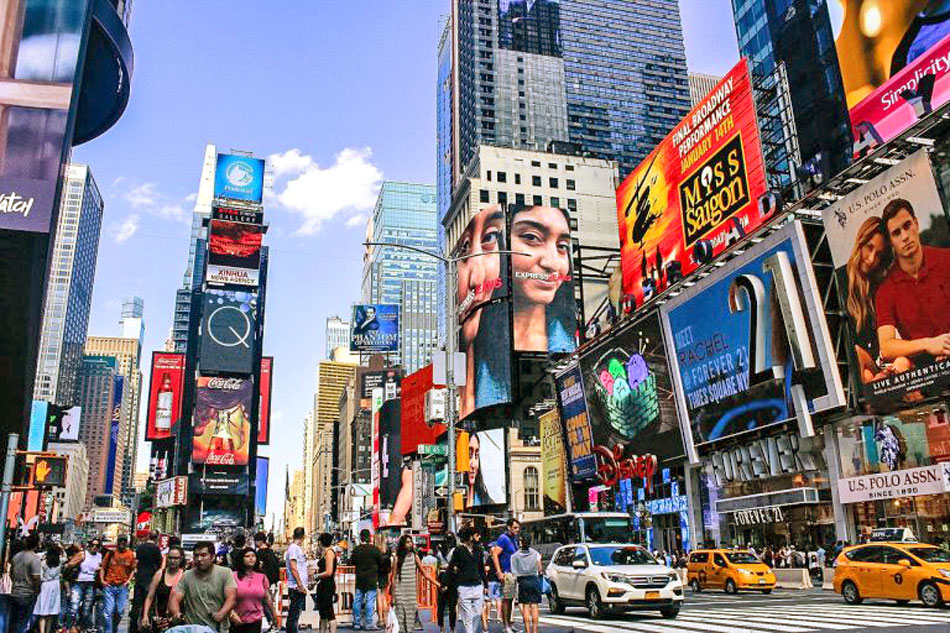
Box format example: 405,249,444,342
667,572,680,582
939,569,950,579
739,569,753,575
601,572,629,584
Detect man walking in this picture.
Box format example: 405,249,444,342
285,527,309,633
491,519,520,633
168,540,237,631
254,531,281,628
350,529,383,630
131,530,163,633
9,533,41,633
100,534,137,633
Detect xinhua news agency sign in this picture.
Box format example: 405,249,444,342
837,463,950,504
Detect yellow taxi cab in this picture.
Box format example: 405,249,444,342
833,541,950,608
686,549,776,594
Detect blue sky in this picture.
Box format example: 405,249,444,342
73,0,740,530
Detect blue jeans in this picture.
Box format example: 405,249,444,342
8,595,36,633
102,585,129,633
286,590,307,633
67,581,97,629
353,587,377,628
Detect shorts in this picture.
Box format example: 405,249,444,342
502,573,517,600
517,576,542,605
487,581,502,601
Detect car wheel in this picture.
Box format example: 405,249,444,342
548,583,565,615
689,578,702,593
919,581,944,608
660,605,680,619
724,579,737,594
761,589,772,595
586,586,606,620
842,580,863,605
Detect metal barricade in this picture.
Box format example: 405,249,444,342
417,564,438,622
336,565,356,618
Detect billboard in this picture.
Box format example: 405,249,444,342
509,205,577,353
257,357,273,444
350,304,399,352
154,476,188,508
192,377,252,466
400,365,445,455
554,364,596,481
105,376,124,492
206,220,263,288
199,289,258,375
28,401,48,452
0,176,59,234
49,405,81,443
361,369,402,401
540,409,567,514
822,150,950,407
214,154,265,204
616,59,769,310
458,428,507,508
661,222,845,459
189,469,249,495
379,400,407,516
213,205,263,225
146,352,186,441
454,204,510,323
255,457,269,517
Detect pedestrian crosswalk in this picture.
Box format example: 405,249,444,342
539,603,950,632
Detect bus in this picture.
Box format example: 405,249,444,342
493,513,636,563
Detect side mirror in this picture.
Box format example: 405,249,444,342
898,559,912,568
572,559,587,569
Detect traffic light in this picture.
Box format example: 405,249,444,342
31,456,67,488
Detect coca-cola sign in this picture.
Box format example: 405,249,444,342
193,376,252,466
0,176,57,233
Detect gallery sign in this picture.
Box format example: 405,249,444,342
0,176,57,234
838,463,950,504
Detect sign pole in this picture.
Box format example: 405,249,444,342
445,258,457,534
0,434,19,557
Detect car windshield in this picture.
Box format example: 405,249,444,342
908,547,950,563
589,546,657,566
726,553,761,565
584,518,632,544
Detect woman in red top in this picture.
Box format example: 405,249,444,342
230,547,276,633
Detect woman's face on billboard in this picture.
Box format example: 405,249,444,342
511,206,571,306
467,433,480,486
859,232,886,275
456,206,504,343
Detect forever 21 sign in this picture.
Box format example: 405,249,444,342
0,176,57,234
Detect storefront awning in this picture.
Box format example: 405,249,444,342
715,487,819,514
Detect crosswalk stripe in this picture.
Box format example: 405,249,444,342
693,607,900,629
755,604,950,623
539,615,682,633
670,612,813,632
540,613,784,633
744,607,948,626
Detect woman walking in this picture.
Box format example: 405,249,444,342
436,535,458,633
390,536,440,633
34,544,63,633
139,545,186,632
449,528,485,633
315,533,338,633
375,533,391,628
510,537,543,633
229,547,276,633
66,538,103,633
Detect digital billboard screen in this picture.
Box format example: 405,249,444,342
257,357,273,444
554,364,596,481
509,205,577,353
28,401,47,452
400,364,445,455
207,220,262,288
146,352,186,441
616,59,768,311
822,150,950,407
361,369,402,401
379,399,404,512
660,222,845,458
212,205,263,225
105,376,124,492
256,457,269,517
199,289,257,375
214,153,265,204
193,377,252,466
0,174,59,234
453,204,510,324
350,304,399,352
49,405,81,442
458,428,507,509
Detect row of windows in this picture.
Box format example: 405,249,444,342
479,189,578,212
486,170,576,191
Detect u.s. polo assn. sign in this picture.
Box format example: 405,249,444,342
837,463,950,504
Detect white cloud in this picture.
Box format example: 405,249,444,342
113,214,139,243
125,183,159,208
116,181,191,224
345,213,368,228
268,147,382,235
184,192,198,203
156,204,187,222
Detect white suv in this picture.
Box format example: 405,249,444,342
545,544,684,619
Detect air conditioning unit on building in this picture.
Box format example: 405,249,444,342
425,389,446,423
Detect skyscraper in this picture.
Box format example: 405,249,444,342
688,72,723,107
33,165,105,407
362,182,440,372
77,356,130,507
325,316,350,359
310,360,357,533
118,296,145,354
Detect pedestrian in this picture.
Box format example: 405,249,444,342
228,530,247,570
435,535,458,633
33,542,62,633
9,533,42,633
167,540,237,631
490,519,520,633
65,538,103,632
140,544,186,633
350,529,382,630
284,527,309,633
315,533,340,633
100,534,137,633
510,536,542,633
421,548,439,567
374,533,391,629
61,543,81,631
816,544,826,568
229,547,276,633
390,535,440,633
131,530,164,633
252,531,280,628
449,528,485,633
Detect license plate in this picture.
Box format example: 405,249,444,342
645,591,660,600
758,578,766,584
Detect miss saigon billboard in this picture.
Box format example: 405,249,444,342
616,59,769,310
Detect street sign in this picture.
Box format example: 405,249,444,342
417,444,447,457
89,508,131,524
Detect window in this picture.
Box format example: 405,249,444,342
713,553,727,567
566,179,575,191
487,170,492,181
689,552,709,564
514,174,521,185
532,175,542,186
533,195,543,206
551,197,560,208
567,198,577,212
553,547,575,567
497,191,507,204
515,193,525,205
549,177,559,188
531,160,541,167
480,189,490,203
845,546,885,563
565,165,574,171
524,466,540,511
497,171,507,183
548,163,558,169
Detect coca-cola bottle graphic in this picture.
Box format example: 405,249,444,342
155,372,174,432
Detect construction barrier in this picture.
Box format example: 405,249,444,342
773,568,813,589
417,564,438,623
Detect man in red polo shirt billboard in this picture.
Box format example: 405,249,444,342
823,150,950,408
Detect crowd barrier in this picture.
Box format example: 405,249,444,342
773,568,813,589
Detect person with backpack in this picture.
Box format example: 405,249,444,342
436,534,458,633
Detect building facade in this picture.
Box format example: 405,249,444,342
48,441,89,522
688,72,722,107
325,316,350,359
77,356,130,509
33,165,104,407
310,360,357,533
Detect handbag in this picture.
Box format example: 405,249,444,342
540,576,551,595
386,608,400,633
0,571,11,595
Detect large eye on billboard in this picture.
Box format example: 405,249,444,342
350,304,399,352
207,220,263,288
214,154,265,204
457,427,507,508
193,376,252,466
834,2,950,156
616,59,768,311
146,352,186,441
660,221,845,461
509,205,577,353
199,289,258,375
822,150,950,407
257,357,273,444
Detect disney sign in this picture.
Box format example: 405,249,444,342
593,444,657,492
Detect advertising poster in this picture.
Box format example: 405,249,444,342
206,220,263,288
833,2,950,154
824,151,950,407
350,304,400,352
105,376,124,492
146,352,186,441
554,364,597,481
192,377,252,466
50,405,81,442
199,290,257,375
190,468,249,495
258,357,273,444
371,387,383,528
154,476,188,508
578,313,684,487
661,222,845,457
453,204,510,323
214,154,265,203
28,401,47,452
616,59,768,310
213,205,263,225
509,204,577,353
458,428,507,508
255,457,269,517
540,409,567,513
379,400,411,527
0,176,58,234
400,364,446,455
361,369,402,401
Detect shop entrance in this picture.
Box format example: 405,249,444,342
652,512,684,554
